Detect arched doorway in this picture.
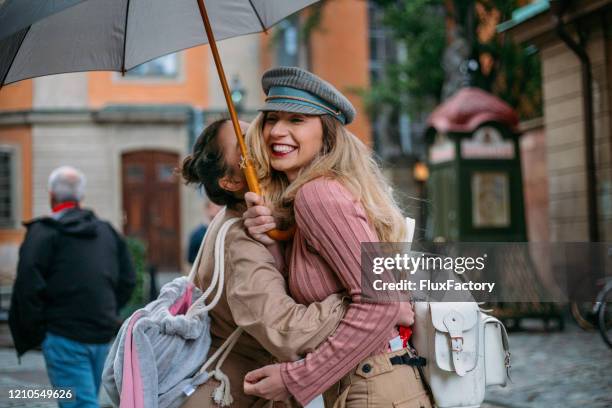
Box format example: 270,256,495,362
122,150,181,271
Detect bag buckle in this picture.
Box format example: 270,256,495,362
504,350,513,383
450,336,463,352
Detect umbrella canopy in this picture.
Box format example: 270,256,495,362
0,0,317,85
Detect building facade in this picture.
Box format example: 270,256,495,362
501,0,612,242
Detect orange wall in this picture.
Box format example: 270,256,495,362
0,80,33,111
88,47,209,108
0,126,32,244
259,32,274,79
310,0,372,144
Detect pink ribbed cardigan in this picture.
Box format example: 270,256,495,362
280,178,400,406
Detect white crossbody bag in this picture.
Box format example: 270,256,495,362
405,218,511,408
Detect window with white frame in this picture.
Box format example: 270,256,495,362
0,147,17,229
126,53,179,78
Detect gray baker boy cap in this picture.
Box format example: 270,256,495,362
260,66,356,125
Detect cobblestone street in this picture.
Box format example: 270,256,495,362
484,321,612,408
0,321,610,407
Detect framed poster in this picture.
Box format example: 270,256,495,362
472,171,510,228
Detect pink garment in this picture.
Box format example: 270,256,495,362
120,312,144,408
280,178,400,405
169,283,194,316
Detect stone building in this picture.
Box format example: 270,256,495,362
500,0,612,242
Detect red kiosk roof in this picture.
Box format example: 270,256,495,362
427,87,520,134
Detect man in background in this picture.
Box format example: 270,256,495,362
9,165,135,407
187,200,222,264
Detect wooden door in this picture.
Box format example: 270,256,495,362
122,151,181,271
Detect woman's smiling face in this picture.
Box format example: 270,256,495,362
262,111,324,182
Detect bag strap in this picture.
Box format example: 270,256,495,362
198,326,244,406
443,311,468,376
185,216,242,407
187,217,240,314
483,315,512,382
405,217,416,244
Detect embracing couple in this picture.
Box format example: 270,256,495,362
180,67,432,408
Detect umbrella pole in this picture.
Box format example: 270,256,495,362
196,0,260,195
196,0,294,241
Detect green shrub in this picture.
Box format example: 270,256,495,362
120,237,148,320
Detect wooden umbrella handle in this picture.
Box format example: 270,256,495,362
196,0,294,241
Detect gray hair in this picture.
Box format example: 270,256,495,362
48,166,86,202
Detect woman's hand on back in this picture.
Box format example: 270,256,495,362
244,192,277,246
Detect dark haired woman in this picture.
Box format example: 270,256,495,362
180,118,348,407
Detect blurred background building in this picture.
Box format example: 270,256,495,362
500,0,612,243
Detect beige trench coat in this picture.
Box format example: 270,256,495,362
182,208,346,408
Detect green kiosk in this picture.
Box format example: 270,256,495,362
424,88,562,329
425,87,526,242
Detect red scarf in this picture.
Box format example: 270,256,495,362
52,201,79,213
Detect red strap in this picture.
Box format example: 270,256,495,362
399,326,413,348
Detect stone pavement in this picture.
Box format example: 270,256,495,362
0,349,55,408
484,321,612,408
0,320,610,407
0,323,114,408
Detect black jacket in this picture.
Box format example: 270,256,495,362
9,208,136,356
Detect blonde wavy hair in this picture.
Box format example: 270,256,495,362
246,112,407,242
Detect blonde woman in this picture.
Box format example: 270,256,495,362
242,67,432,408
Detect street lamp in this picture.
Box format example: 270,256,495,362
413,161,429,183
230,75,246,113
413,161,429,241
